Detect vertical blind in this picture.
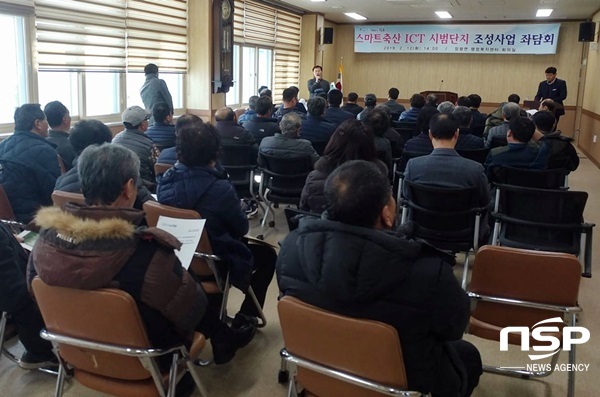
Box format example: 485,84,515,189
35,0,188,72
233,0,301,101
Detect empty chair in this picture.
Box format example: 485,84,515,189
489,165,569,189
466,246,583,397
457,147,491,165
51,191,85,209
278,296,426,397
257,152,313,235
392,121,418,143
32,277,207,397
401,181,488,288
491,184,594,277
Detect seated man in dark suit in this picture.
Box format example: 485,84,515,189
404,113,490,210
340,92,363,116
468,94,487,137
241,96,281,145
145,102,176,149
453,106,484,150
258,112,319,166
299,96,336,145
214,107,257,149
324,89,354,127
484,116,549,178
403,108,439,155
277,160,482,397
531,111,578,171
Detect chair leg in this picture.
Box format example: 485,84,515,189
287,376,298,397
54,362,67,397
219,273,231,322
0,312,7,356
491,220,500,246
568,312,577,397
247,286,267,328
461,251,471,290
142,357,168,397
166,352,179,397
186,358,208,397
278,352,289,383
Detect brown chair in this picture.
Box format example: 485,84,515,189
155,162,173,176
143,200,267,327
51,191,86,209
32,277,207,397
57,154,67,175
0,184,16,221
278,296,426,397
467,246,583,397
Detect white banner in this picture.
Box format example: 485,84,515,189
354,24,560,55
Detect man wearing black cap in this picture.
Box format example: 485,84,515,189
112,105,157,191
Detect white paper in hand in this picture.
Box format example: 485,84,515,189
156,216,206,270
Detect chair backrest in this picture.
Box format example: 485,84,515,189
489,135,508,149
154,162,172,176
51,191,86,209
0,185,16,221
496,184,587,253
31,277,153,380
259,152,313,197
469,246,581,344
57,154,67,174
311,140,328,156
284,208,320,232
490,165,568,189
234,108,246,120
278,296,409,397
396,151,427,173
143,201,215,279
457,147,490,165
220,144,256,167
404,181,481,248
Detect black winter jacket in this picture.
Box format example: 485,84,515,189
276,217,470,395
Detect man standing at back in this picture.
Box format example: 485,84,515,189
277,160,482,397
44,101,76,171
0,104,60,223
140,63,173,123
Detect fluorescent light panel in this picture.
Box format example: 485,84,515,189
536,9,553,17
310,0,326,2
344,12,367,20
435,11,453,19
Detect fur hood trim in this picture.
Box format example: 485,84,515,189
35,207,136,242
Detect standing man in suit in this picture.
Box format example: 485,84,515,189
307,65,330,99
404,113,490,209
535,66,567,126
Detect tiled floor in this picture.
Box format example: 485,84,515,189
1,151,598,396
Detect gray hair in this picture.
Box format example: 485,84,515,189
375,104,391,117
452,106,472,127
280,112,302,135
437,101,455,115
78,143,140,206
502,102,521,121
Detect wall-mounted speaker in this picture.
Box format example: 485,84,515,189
323,27,334,44
578,22,596,42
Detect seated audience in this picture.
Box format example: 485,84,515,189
453,106,484,150
258,112,319,165
324,89,354,127
468,94,487,137
54,119,153,208
484,93,523,136
273,87,306,122
404,108,439,155
437,101,455,115
277,160,482,397
484,116,549,177
456,96,471,107
404,113,490,210
243,96,281,144
399,94,425,122
112,106,157,191
300,119,386,213
357,93,377,120
145,102,176,149
362,108,393,174
531,111,579,172
376,104,404,157
156,121,277,328
288,86,308,114
238,96,259,125
485,102,521,147
214,107,257,150
44,101,76,171
341,92,364,116
0,223,54,369
0,104,61,223
29,144,255,364
299,97,336,144
156,114,202,165
383,87,406,114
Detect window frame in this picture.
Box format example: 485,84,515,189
226,43,273,109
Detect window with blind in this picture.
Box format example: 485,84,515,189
229,0,301,106
34,0,187,119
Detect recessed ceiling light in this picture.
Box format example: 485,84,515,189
310,0,326,2
536,9,553,17
435,11,453,19
331,6,343,9
344,12,367,20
